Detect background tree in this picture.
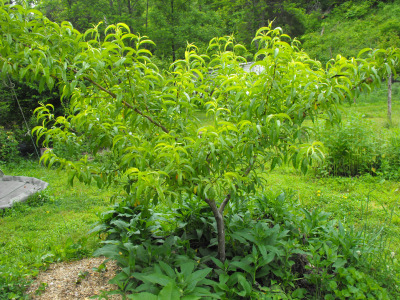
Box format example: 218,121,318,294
146,0,223,61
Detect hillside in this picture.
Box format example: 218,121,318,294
301,1,400,64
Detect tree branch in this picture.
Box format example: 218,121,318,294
218,194,231,214
205,197,226,262
77,73,170,134
218,154,257,214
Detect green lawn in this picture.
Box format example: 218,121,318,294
0,162,117,298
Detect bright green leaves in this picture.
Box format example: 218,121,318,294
290,141,326,175
1,2,399,230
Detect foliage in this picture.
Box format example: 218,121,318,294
301,1,400,65
37,0,224,62
379,128,400,179
314,111,400,179
91,191,392,298
0,126,20,163
315,114,382,177
0,77,63,158
1,1,400,298
0,79,62,127
1,0,398,264
211,0,308,48
2,145,400,298
22,0,400,65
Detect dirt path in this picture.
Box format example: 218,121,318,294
26,257,122,299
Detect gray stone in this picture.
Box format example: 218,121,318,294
0,173,48,209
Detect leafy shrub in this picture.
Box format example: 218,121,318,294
379,128,400,179
0,126,20,163
315,114,400,179
91,191,391,299
316,115,382,177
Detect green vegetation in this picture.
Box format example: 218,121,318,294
0,127,19,163
302,1,400,64
1,98,400,298
2,0,400,146
2,126,400,298
1,0,400,299
0,161,116,298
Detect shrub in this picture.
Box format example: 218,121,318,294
0,126,20,163
316,114,382,177
315,114,400,179
379,128,400,179
91,191,391,299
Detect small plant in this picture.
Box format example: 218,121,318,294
379,128,400,179
316,114,382,177
0,126,20,163
34,282,47,296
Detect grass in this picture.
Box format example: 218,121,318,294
0,160,117,298
267,167,400,246
1,84,400,298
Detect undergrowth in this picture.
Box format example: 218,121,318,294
91,191,399,299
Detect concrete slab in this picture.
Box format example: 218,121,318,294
0,173,48,209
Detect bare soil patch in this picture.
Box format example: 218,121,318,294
26,257,122,299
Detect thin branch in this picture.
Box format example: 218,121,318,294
68,70,171,134
132,107,170,133
218,194,231,214
218,154,258,214
265,62,277,111
82,75,117,98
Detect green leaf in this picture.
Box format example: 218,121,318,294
180,262,195,278
237,273,251,297
159,261,176,279
292,288,308,298
357,48,372,58
129,292,158,300
93,245,119,258
158,281,181,300
186,268,212,291
133,273,172,287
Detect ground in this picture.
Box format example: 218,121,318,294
26,257,121,299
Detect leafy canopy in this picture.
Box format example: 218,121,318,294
1,0,398,260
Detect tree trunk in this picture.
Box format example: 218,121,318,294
126,0,132,15
117,0,122,15
170,0,175,62
205,198,226,262
146,0,149,33
171,40,176,62
388,73,392,123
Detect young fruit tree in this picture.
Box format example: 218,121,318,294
0,1,397,265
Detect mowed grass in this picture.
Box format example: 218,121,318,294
0,161,116,296
1,84,399,297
